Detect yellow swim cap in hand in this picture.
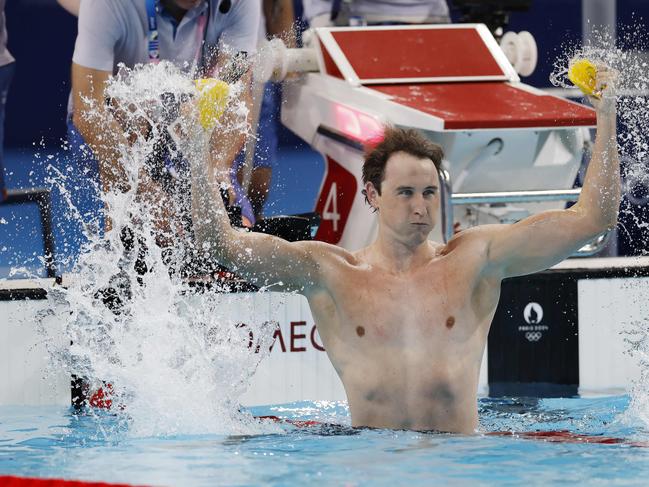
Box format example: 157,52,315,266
195,78,230,131
568,58,599,98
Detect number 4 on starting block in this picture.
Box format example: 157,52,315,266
322,182,340,232
315,157,357,244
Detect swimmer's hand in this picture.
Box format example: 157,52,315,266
589,65,618,113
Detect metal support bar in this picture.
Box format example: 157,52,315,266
2,188,56,278
576,232,610,257
441,186,583,242
438,167,455,243
582,0,616,46
451,188,581,206
443,183,608,257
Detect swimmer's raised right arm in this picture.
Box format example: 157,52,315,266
190,157,337,293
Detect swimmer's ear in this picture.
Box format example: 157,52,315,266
364,182,380,212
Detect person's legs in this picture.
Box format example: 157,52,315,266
0,61,15,201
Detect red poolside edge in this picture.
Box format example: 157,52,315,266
487,430,649,447
0,476,142,487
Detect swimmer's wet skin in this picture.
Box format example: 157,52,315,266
190,66,621,434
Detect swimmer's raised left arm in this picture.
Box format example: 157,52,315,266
473,65,621,280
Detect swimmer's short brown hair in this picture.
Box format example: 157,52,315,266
362,126,444,207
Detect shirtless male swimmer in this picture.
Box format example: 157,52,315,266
190,67,620,434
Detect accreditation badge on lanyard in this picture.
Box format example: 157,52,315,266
145,0,210,68
144,0,211,182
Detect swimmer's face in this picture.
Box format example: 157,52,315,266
365,151,440,243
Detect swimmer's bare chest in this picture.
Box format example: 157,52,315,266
306,246,500,432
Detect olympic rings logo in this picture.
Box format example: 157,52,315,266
525,331,543,342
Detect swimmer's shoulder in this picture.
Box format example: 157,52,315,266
302,241,371,273
298,240,357,267
443,225,500,256
296,241,360,297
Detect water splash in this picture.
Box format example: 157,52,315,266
621,322,649,429
551,23,649,248
31,60,281,437
550,24,649,428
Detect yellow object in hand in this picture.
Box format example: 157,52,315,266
195,78,230,131
568,58,599,98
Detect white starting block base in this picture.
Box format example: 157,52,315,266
1,292,70,406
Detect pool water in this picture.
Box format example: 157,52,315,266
1,396,648,486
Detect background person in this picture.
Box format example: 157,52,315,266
68,0,260,248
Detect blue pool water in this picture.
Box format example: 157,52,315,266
1,396,648,486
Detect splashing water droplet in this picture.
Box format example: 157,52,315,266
32,61,277,437
553,23,649,428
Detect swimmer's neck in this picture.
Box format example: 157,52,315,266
364,232,441,274
161,0,189,22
